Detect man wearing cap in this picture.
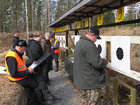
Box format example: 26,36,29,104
5,40,44,104
28,32,61,104
12,30,20,48
73,27,108,105
41,32,52,85
50,35,60,72
5,40,61,105
28,32,48,74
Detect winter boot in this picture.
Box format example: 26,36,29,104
55,62,59,72
42,90,62,104
34,89,44,105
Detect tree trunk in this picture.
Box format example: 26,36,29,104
57,1,59,18
45,0,48,32
47,0,51,31
48,0,51,25
32,0,34,31
25,0,29,39
0,5,2,32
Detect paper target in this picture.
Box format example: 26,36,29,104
55,36,57,39
97,14,103,26
0,67,6,74
111,36,130,73
95,36,106,58
74,35,80,45
61,36,66,48
85,18,89,27
56,36,66,48
116,7,124,23
77,21,81,29
59,36,62,47
118,9,122,20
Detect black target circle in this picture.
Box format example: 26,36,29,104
116,47,124,60
98,44,102,54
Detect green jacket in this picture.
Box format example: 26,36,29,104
73,35,109,90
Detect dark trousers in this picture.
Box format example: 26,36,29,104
16,74,51,105
43,58,52,83
53,54,59,70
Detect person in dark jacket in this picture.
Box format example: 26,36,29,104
26,34,34,65
41,32,52,85
50,35,60,72
73,27,108,105
12,30,20,48
28,32,44,73
5,40,56,105
28,32,61,104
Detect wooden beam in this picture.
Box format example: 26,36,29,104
84,5,117,9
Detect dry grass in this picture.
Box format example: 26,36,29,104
131,44,140,72
0,50,9,67
0,32,28,53
0,33,13,53
0,75,22,105
0,32,30,105
100,26,140,36
0,51,27,105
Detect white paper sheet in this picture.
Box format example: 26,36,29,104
59,36,62,47
0,67,7,74
62,36,66,48
74,36,80,45
28,63,38,69
95,36,106,58
111,36,130,74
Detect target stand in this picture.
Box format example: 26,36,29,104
101,36,140,105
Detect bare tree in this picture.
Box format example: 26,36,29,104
25,0,29,38
45,0,48,31
48,0,51,25
32,0,34,31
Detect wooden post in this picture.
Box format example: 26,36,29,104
133,4,135,20
113,79,119,105
133,4,135,27
105,41,111,100
66,31,68,57
68,33,75,49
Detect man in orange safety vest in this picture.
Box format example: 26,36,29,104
5,40,61,105
50,35,60,72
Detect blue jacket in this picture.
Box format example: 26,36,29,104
51,40,60,58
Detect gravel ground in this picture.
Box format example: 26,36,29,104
48,68,81,105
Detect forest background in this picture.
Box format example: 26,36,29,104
0,0,140,34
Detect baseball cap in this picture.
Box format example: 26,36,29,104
88,27,101,39
50,34,55,38
34,32,40,37
45,32,50,36
16,40,27,47
13,30,20,33
29,34,34,38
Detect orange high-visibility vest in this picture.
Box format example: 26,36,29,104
5,51,27,81
54,40,59,53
